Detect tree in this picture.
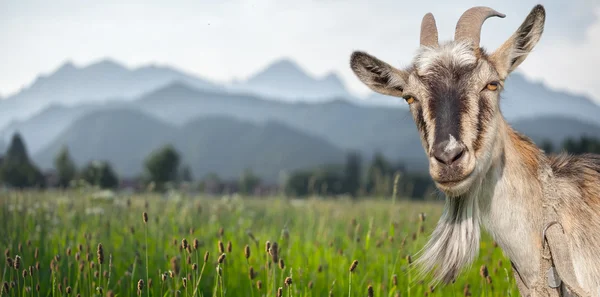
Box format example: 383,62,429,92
539,139,554,154
343,151,362,198
180,165,193,183
284,170,313,197
0,133,45,188
239,168,261,195
80,160,119,189
366,152,392,196
144,145,181,191
54,146,77,188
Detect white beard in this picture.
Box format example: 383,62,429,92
414,180,482,285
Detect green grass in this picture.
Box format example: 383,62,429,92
0,189,520,297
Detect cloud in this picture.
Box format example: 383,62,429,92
0,0,598,103
517,6,600,102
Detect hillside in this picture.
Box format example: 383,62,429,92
34,108,176,177
33,109,345,181
0,59,218,128
511,116,600,146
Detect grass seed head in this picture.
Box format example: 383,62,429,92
142,212,148,223
13,255,21,270
192,263,198,271
218,241,225,254
269,242,279,263
308,281,313,289
285,277,292,286
244,244,251,259
97,243,104,265
204,251,209,263
5,257,13,268
170,257,180,275
278,259,285,270
392,274,398,286
367,285,374,297
265,241,271,253
22,269,28,278
480,265,489,278
227,241,232,253
137,279,144,295
256,280,262,290
406,255,412,265
349,260,358,272
182,277,187,288
2,282,8,293
66,286,72,294
277,287,283,297
249,266,255,279
217,253,226,264
193,239,199,250
181,239,188,250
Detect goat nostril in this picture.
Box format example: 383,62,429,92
432,143,466,166
451,149,465,164
434,155,446,165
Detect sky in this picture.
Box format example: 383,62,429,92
0,0,599,102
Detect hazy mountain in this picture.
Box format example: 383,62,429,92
34,108,176,178
0,59,219,128
34,109,345,181
511,116,600,146
14,76,600,176
176,116,345,181
1,101,131,154
500,73,600,125
229,59,352,102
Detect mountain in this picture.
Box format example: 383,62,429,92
0,59,219,129
500,73,600,125
1,101,131,154
14,75,600,176
34,109,345,181
175,117,344,181
511,116,600,146
230,59,353,102
34,108,176,178
135,83,426,167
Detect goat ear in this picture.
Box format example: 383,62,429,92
350,51,408,97
490,5,545,79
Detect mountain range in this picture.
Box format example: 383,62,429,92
1,58,599,181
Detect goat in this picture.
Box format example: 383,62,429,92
350,5,600,297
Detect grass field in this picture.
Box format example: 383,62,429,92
0,189,520,297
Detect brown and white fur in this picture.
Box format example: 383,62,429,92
350,4,600,295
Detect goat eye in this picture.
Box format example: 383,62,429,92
403,95,415,104
486,82,499,91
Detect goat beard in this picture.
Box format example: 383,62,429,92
414,187,481,285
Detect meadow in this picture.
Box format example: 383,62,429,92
0,188,520,297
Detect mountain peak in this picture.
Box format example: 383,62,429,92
54,61,78,74
250,58,309,82
84,58,128,72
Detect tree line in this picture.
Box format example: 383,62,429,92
1,132,600,197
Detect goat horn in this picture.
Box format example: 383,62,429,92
454,7,505,48
420,13,439,48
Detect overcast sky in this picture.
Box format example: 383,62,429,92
1,0,599,102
